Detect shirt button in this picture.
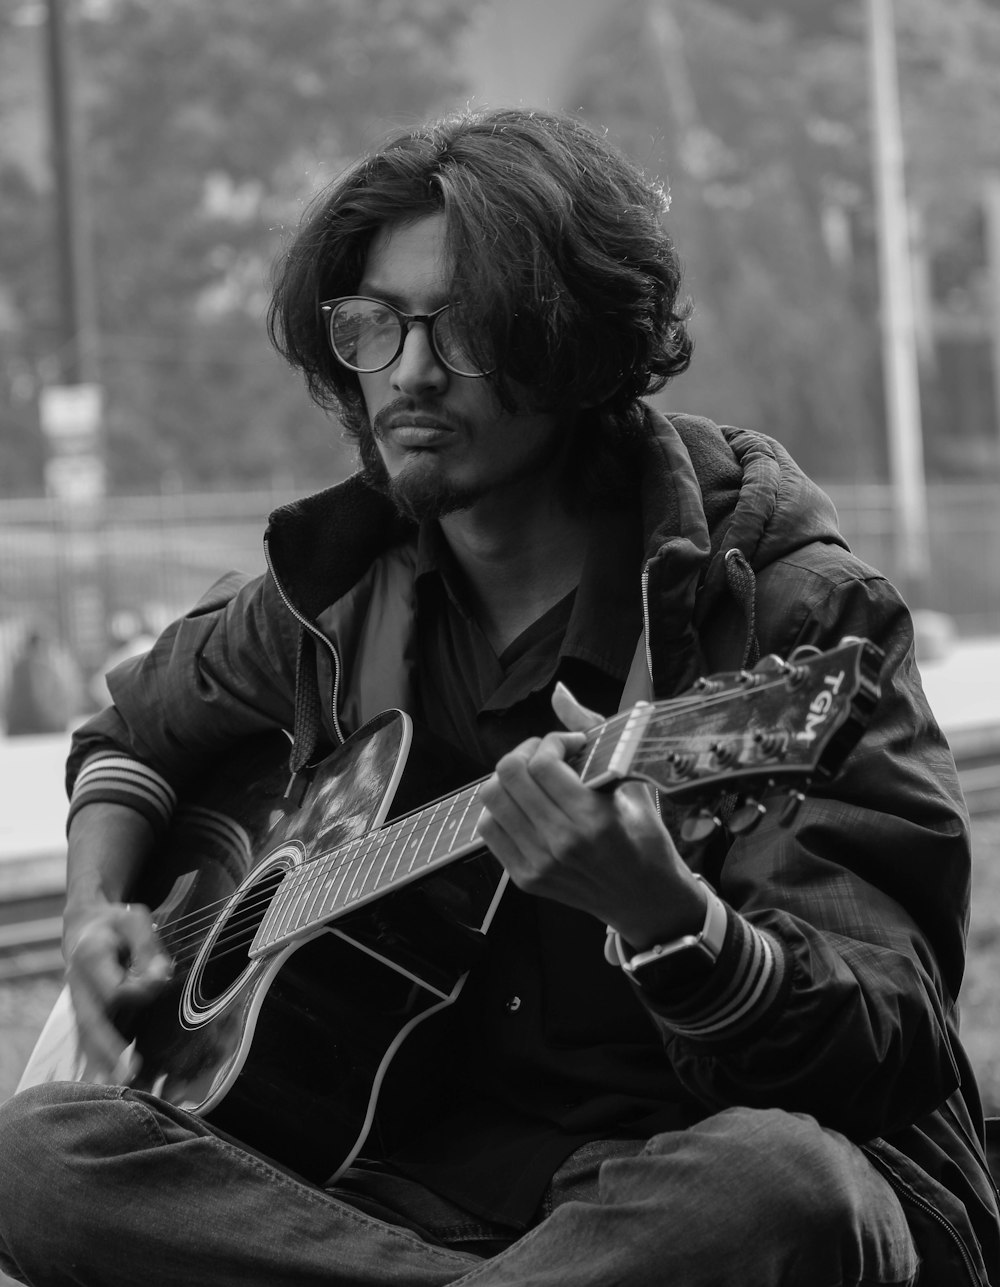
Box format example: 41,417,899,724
505,996,522,1013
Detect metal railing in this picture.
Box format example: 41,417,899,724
1,482,999,690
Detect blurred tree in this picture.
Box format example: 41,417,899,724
3,0,998,491
0,0,478,494
570,0,1000,480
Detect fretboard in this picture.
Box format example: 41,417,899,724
249,711,637,957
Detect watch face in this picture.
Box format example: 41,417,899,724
627,939,719,996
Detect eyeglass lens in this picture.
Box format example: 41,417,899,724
328,299,487,377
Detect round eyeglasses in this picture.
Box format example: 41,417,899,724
320,296,495,379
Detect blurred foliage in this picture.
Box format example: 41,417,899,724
1,0,999,493
572,0,1000,480
0,0,478,494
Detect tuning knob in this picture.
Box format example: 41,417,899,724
779,788,807,827
728,798,767,835
680,809,722,844
752,730,789,759
668,752,696,778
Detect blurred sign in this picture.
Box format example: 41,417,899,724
38,383,108,666
39,383,103,448
39,382,106,504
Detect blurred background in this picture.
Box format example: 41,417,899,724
2,0,1000,690
1,0,1000,1107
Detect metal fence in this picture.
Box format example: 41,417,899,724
1,482,999,706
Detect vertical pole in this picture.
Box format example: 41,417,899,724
984,175,1000,448
43,0,107,676
867,0,931,605
45,0,99,385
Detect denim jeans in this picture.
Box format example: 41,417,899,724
0,1082,918,1286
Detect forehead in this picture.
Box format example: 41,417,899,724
359,213,451,307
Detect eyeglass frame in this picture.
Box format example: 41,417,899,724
319,295,496,378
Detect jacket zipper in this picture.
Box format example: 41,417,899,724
264,537,346,747
862,1144,984,1285
641,563,653,684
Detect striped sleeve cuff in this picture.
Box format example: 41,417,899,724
632,910,789,1044
68,751,178,839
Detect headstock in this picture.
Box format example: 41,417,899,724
581,636,884,841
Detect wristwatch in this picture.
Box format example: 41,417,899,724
605,874,727,991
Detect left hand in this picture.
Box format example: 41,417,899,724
477,683,707,949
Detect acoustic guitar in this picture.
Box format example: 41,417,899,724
19,636,882,1182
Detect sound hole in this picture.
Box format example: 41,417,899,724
194,863,289,1007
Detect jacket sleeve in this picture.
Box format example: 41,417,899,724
636,554,972,1142
66,569,302,838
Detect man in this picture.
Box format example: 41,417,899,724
1,107,997,1286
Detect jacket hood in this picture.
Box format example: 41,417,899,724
636,409,848,696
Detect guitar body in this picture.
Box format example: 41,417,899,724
20,711,505,1182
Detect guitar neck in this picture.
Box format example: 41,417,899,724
249,635,881,960
250,713,639,957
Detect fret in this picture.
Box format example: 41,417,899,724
328,844,357,915
298,855,326,927
273,863,306,941
352,830,384,901
390,812,420,884
412,799,443,873
450,784,480,852
312,850,345,918
337,848,367,908
437,793,464,854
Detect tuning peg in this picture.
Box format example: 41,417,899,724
728,798,767,835
668,752,696,778
680,809,723,844
710,740,739,767
752,730,789,759
778,788,807,827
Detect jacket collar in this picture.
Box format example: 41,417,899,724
263,407,847,700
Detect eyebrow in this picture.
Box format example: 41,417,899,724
355,284,451,312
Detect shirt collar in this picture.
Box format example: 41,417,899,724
415,508,642,684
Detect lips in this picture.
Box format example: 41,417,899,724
376,409,460,449
384,413,453,433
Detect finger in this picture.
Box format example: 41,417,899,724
551,681,604,733
116,905,173,992
478,771,556,866
490,737,589,832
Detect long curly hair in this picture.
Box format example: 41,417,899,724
268,107,693,491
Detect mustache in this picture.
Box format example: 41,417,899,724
371,399,467,440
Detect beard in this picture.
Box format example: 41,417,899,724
361,401,572,524
385,467,487,523
358,426,484,522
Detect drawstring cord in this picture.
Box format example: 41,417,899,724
724,548,760,669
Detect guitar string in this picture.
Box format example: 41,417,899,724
144,708,810,964
148,727,803,964
147,708,772,954
140,674,823,963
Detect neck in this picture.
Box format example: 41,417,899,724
439,479,590,654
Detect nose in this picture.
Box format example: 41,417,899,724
389,321,448,396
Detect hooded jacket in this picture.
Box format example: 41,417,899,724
68,411,1000,1283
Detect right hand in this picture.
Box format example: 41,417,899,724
63,901,173,1083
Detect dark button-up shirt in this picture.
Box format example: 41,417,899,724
385,509,699,1227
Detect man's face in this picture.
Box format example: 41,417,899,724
355,213,569,523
